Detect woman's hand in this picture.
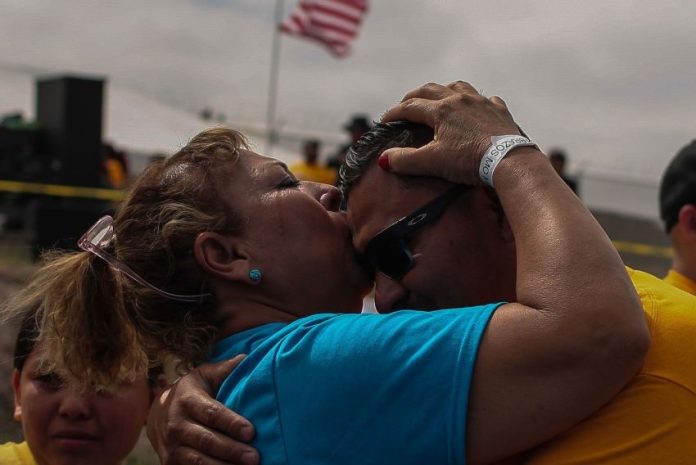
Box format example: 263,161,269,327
380,81,522,185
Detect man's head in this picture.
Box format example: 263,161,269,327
342,122,517,312
660,140,696,234
303,139,320,165
660,140,696,270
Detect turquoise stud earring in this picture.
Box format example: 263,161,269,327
249,268,262,283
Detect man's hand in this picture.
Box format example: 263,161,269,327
147,356,260,465
380,81,521,185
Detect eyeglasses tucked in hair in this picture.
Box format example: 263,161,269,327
364,185,466,280
78,215,212,303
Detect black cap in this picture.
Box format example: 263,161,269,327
343,115,371,132
660,140,696,232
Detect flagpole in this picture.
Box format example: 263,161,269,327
265,0,284,154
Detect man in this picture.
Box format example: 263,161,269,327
289,139,337,185
147,82,662,465
344,100,696,463
548,148,578,194
660,140,696,294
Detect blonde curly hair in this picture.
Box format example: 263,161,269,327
4,127,248,388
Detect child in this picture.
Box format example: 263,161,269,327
0,309,165,465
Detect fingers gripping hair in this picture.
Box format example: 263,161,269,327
340,121,434,199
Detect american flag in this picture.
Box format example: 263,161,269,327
279,0,369,58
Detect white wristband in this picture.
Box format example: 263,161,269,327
479,135,536,187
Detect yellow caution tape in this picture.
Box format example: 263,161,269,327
612,240,673,259
0,179,676,260
0,179,125,202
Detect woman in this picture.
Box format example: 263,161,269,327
8,127,372,389
4,83,646,465
0,309,165,465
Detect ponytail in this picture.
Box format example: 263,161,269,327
4,250,148,388
3,127,249,388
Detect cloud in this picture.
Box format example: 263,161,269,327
1,0,695,180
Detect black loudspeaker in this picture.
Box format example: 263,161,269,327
32,198,110,259
36,76,104,187
0,127,40,180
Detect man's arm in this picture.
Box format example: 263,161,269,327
147,357,259,465
381,81,650,464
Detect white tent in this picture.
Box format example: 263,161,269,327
0,67,301,174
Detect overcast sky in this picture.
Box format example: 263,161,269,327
1,0,695,182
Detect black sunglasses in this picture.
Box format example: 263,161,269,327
364,185,466,280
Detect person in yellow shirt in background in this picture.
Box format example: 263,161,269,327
0,306,166,465
660,140,696,295
289,139,337,185
102,143,129,189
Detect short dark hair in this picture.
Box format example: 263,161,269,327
339,122,434,199
304,139,320,149
548,149,567,163
13,307,40,371
660,140,696,233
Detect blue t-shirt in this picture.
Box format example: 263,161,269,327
211,305,500,465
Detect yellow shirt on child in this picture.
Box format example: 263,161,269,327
0,441,37,465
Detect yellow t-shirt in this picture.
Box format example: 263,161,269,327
527,268,696,465
104,158,127,189
0,442,37,465
289,162,337,185
664,269,696,296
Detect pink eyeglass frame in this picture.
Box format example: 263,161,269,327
78,215,212,303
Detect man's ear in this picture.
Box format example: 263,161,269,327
12,369,22,423
193,232,255,284
677,204,696,237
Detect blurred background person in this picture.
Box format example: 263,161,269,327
326,115,372,180
660,140,696,294
101,142,129,189
289,139,336,185
549,148,578,195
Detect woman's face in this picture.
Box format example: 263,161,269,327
12,345,153,465
222,150,373,314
